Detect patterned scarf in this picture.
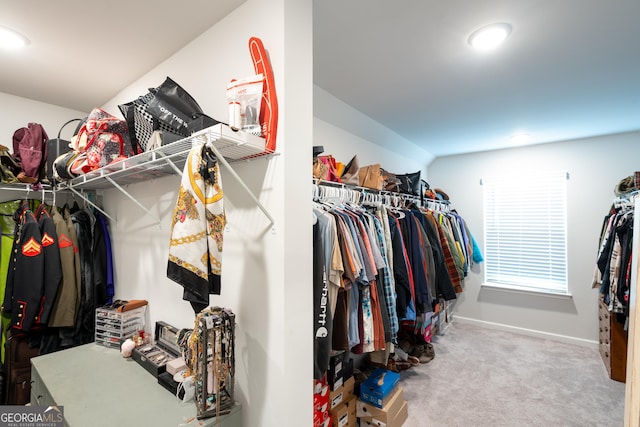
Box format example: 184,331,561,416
167,144,225,309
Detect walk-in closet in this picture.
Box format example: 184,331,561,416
0,1,639,426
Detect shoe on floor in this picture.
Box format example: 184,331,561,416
419,343,435,364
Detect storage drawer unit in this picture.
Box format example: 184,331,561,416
598,299,628,382
94,306,145,349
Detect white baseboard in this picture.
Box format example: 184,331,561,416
453,315,599,349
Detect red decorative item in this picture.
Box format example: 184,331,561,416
249,37,278,153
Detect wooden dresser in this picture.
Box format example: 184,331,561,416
599,299,628,382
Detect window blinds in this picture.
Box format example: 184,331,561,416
482,171,568,294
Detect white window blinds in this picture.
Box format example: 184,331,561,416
482,171,568,294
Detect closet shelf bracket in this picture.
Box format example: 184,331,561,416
104,176,161,224
67,187,116,223
206,141,276,232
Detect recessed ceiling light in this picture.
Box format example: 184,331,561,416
468,23,512,51
510,133,530,145
0,26,29,50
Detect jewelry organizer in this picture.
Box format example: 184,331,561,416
132,321,181,378
190,307,236,420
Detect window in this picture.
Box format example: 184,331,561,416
482,171,568,295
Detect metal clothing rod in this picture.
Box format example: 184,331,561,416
68,187,115,223
206,142,276,229
313,179,450,211
104,176,161,223
0,184,54,193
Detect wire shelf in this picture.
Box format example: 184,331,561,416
54,124,277,226
57,124,274,192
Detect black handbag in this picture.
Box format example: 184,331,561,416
119,77,221,154
397,171,421,195
146,77,207,136
118,90,170,154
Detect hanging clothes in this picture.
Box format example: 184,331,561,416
396,210,432,316
313,206,344,337
71,207,96,345
33,204,62,327
2,201,44,332
593,206,634,314
375,206,399,344
424,211,463,293
313,219,331,380
312,182,477,371
412,208,457,301
37,203,113,354
387,213,414,321
0,200,22,362
47,206,79,329
95,211,115,304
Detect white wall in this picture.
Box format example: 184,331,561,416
314,86,434,177
428,131,640,344
0,92,86,153
97,0,312,425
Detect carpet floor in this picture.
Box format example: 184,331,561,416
398,321,625,427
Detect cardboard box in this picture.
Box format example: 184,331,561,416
359,401,408,427
359,368,400,408
357,386,404,420
330,394,356,427
328,353,355,391
328,353,344,390
329,376,355,409
315,383,330,413
165,356,186,375
314,407,330,427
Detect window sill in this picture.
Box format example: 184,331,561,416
481,283,573,299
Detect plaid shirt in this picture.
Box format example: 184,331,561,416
371,212,399,344
427,212,462,293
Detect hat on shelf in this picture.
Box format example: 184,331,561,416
614,175,636,196
434,188,450,201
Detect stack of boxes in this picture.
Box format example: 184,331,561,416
328,353,355,427
314,353,357,427
314,379,331,427
357,368,408,427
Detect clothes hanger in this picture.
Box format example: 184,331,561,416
386,194,406,218
312,183,320,202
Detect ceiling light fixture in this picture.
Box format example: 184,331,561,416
0,26,29,50
510,133,530,145
468,23,512,51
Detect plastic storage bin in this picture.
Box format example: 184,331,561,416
95,306,146,349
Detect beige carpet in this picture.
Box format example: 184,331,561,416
398,321,625,427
